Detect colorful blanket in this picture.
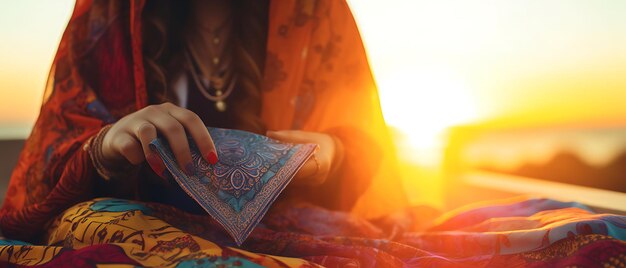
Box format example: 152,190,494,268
149,127,317,245
0,197,624,267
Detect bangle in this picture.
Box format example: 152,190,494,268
84,125,136,181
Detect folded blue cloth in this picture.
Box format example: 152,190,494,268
150,127,317,245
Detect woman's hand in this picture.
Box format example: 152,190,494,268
101,102,218,176
266,130,342,185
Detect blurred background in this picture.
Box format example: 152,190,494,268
1,0,625,211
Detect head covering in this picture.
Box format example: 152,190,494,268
0,0,407,241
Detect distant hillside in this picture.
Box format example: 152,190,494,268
481,150,626,193
0,139,25,202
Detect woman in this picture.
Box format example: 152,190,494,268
2,0,625,267
0,0,408,266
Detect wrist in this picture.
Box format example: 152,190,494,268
84,125,137,180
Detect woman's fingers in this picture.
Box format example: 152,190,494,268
114,133,145,165
267,130,331,185
292,158,325,185
168,106,218,165
135,122,158,157
134,122,167,178
147,109,195,176
101,103,217,179
267,130,309,143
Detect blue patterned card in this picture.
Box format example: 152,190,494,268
149,128,317,245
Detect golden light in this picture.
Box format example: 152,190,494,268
0,0,74,138
348,0,626,165
1,1,626,208
348,0,626,207
376,66,478,164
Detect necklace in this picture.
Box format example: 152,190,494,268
195,16,232,67
197,15,231,45
184,14,235,112
185,48,236,112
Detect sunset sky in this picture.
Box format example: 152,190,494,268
0,0,74,137
1,0,626,153
348,0,626,153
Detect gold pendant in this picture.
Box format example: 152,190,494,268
215,100,226,112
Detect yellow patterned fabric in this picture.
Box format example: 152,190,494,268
0,198,316,267
1,197,625,267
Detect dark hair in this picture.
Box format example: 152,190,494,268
142,0,268,134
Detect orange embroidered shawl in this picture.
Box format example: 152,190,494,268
0,0,407,241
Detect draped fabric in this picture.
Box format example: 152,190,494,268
0,198,624,267
0,0,406,241
1,1,625,267
260,0,406,216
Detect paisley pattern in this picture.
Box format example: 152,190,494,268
3,1,625,267
150,127,317,245
0,198,315,267
0,197,625,267
0,0,405,241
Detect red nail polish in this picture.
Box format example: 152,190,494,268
147,152,166,177
207,151,218,165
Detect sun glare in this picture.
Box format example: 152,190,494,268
377,67,478,164
377,67,479,164
348,0,626,167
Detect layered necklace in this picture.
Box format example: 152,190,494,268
185,14,235,112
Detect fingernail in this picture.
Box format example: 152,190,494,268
207,151,218,165
185,162,196,176
147,152,166,176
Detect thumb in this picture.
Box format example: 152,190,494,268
266,130,307,143
266,130,290,141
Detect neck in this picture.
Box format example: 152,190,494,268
190,0,232,32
